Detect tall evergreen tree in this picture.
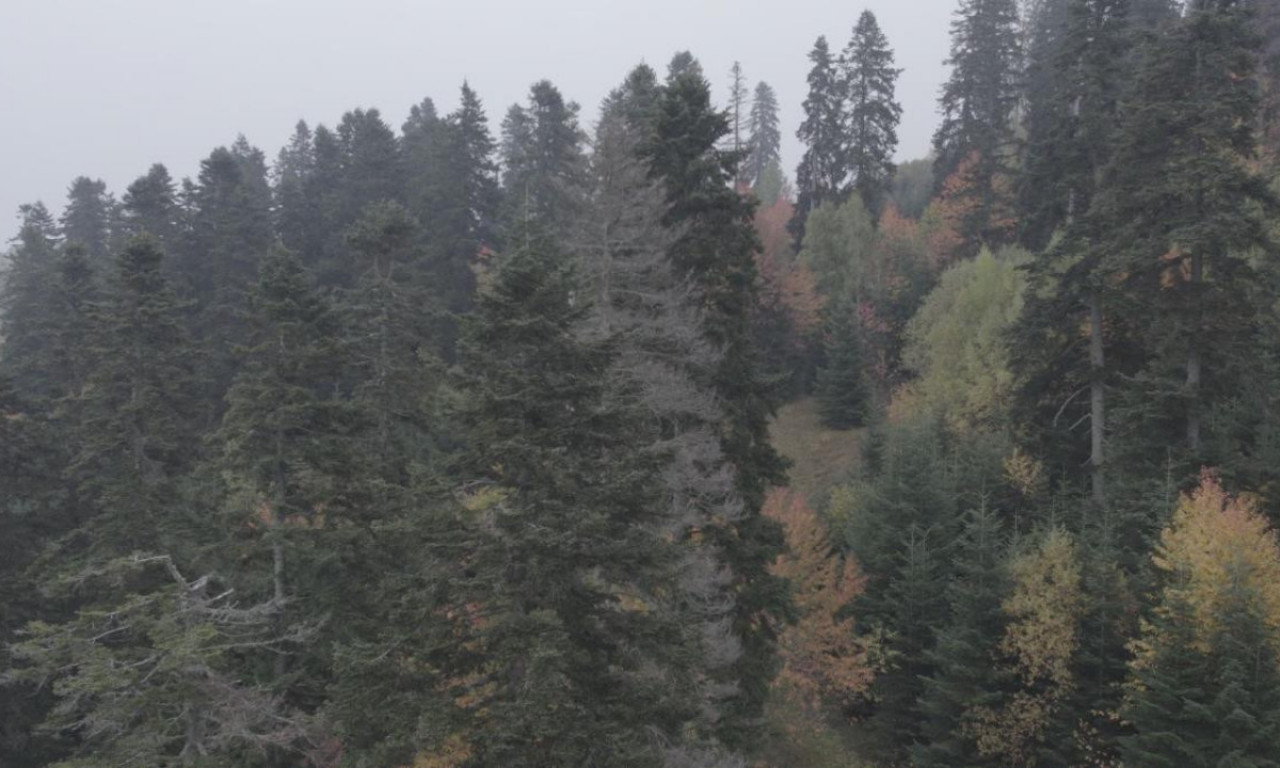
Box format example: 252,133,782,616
728,61,749,165
841,10,903,219
911,504,1012,768
71,235,199,558
933,0,1023,250
60,176,115,265
120,163,179,251
815,300,872,430
500,80,587,233
745,81,782,190
644,54,789,751
454,226,691,766
414,82,502,356
1095,0,1274,463
793,36,848,242
273,120,317,256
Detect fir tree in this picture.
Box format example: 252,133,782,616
60,176,114,265
911,503,1012,768
71,235,198,558
933,0,1023,250
120,163,179,251
815,300,871,430
455,226,690,766
1095,0,1275,462
746,81,781,190
500,79,587,234
645,57,790,750
841,10,903,219
793,36,848,243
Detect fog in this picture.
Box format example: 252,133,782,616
0,0,955,244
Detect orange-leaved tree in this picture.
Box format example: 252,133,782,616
764,489,876,715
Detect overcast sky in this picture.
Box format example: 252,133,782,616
0,0,957,245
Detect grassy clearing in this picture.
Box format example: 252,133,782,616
769,397,864,501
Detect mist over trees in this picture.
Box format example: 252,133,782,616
7,2,1280,766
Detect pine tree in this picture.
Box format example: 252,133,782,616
815,300,871,430
644,57,790,749
841,10,903,219
746,81,781,190
793,36,848,243
454,226,690,766
933,0,1023,250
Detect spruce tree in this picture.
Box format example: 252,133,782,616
911,503,1012,768
933,0,1023,250
815,300,871,429
414,82,501,356
644,56,789,749
793,36,848,242
71,235,198,558
273,120,316,257
455,226,690,766
841,10,903,219
60,176,115,265
500,79,587,234
1095,0,1275,463
745,81,781,190
1119,596,1216,768
120,163,179,251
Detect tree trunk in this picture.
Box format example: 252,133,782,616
1089,290,1106,508
1186,251,1203,455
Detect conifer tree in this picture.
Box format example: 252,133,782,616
71,235,198,558
1095,0,1275,461
120,163,179,251
815,300,871,430
745,81,781,190
575,104,747,752
415,82,501,353
500,80,587,234
841,10,903,219
0,203,66,401
728,61,749,164
273,120,316,256
793,36,847,242
215,245,347,621
60,176,115,265
933,0,1023,249
911,503,1012,768
644,56,789,749
454,226,692,766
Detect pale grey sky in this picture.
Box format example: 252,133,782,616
0,0,957,245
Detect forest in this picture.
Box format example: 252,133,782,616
4,0,1280,765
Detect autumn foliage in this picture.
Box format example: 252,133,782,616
1144,471,1280,663
764,489,875,714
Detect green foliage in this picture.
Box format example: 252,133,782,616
905,246,1027,431
816,301,871,430
841,11,902,219
889,157,934,219
797,197,876,304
